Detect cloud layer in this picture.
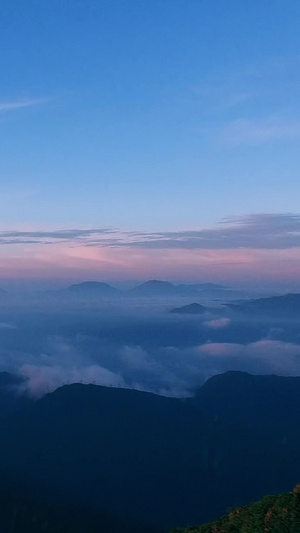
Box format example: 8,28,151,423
1,213,300,251
0,300,299,399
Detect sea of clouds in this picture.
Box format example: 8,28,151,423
0,297,300,398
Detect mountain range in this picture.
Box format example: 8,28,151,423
40,280,238,300
66,280,242,299
0,280,261,301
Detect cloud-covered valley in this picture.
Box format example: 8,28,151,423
0,297,300,399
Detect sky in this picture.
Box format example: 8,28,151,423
1,0,300,288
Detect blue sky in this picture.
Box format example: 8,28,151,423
1,0,300,285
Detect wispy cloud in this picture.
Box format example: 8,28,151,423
184,58,300,146
1,214,300,251
120,213,300,250
222,117,300,146
184,57,300,116
0,98,49,113
0,228,116,246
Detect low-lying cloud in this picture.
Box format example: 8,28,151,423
19,364,124,399
13,337,300,399
198,339,300,376
0,302,299,399
203,318,232,329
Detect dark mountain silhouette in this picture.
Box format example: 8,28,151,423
0,384,217,529
191,370,300,425
66,281,120,297
0,371,21,387
226,293,300,317
0,481,162,533
0,372,30,417
170,303,207,314
177,485,300,533
1,373,300,529
188,371,300,514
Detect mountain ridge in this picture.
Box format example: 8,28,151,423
1,372,300,528
226,292,300,316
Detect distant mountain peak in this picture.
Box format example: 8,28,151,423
129,279,178,296
68,281,115,289
170,302,207,314
66,281,119,295
137,280,174,287
129,280,205,297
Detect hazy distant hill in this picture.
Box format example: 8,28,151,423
170,303,207,314
129,280,182,297
66,281,120,297
177,485,300,533
226,293,300,316
129,279,178,296
128,280,199,297
128,280,242,299
43,279,245,300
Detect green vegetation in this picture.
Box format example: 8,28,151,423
175,485,300,533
